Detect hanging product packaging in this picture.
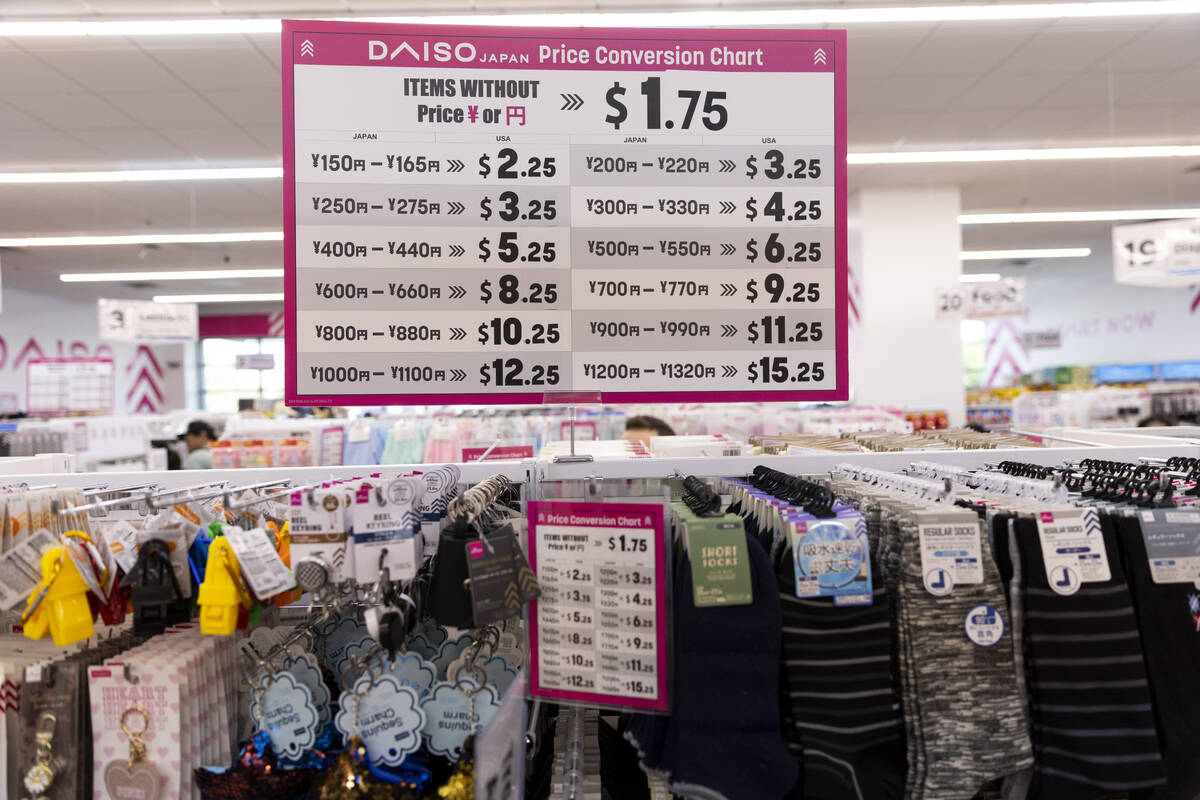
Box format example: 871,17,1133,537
289,487,349,582
349,477,424,584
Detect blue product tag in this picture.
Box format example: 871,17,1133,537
964,603,1005,647
791,510,872,606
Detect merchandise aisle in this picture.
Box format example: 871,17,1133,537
2,433,1200,799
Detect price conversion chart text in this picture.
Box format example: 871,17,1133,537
284,22,847,405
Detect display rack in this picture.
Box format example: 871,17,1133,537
12,427,1197,491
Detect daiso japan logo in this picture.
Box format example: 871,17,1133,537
368,39,478,63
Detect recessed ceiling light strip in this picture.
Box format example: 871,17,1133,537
60,269,283,282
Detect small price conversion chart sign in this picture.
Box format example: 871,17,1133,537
527,501,668,710
283,21,847,405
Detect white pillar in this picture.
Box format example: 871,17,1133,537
848,186,965,425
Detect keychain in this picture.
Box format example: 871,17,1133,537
23,711,57,799
104,706,163,800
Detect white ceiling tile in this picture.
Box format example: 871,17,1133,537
0,99,49,130
993,29,1143,74
245,124,282,152
1109,28,1200,71
50,48,188,92
140,45,280,90
951,72,1072,111
74,127,193,162
105,90,226,128
987,107,1097,144
894,29,1025,77
0,50,84,94
852,75,976,112
205,89,282,126
850,110,948,147
159,126,273,160
5,93,135,129
1033,70,1161,110
844,29,929,77
0,128,105,161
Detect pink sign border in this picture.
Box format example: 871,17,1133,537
283,19,848,406
526,500,669,711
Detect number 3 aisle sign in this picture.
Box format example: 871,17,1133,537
283,21,847,405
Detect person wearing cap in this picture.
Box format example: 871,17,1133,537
179,421,216,469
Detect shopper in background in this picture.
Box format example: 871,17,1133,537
623,415,675,447
179,420,216,469
1138,416,1172,428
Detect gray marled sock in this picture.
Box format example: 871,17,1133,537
898,514,1033,799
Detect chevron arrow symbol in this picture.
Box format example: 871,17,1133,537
559,93,584,111
449,285,466,299
722,365,737,378
449,327,466,341
125,366,164,405
448,244,465,257
814,47,827,65
450,369,466,382
720,243,736,256
719,201,736,214
719,159,736,173
446,159,464,173
517,565,541,596
721,324,737,337
720,283,737,296
447,201,465,215
300,39,315,57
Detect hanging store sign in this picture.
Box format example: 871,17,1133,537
283,20,847,405
1113,219,1200,287
527,501,669,710
99,298,198,343
935,277,1026,320
235,353,276,370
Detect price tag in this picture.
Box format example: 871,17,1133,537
916,511,984,596
528,501,668,711
250,672,319,760
680,510,752,607
223,526,297,600
1138,509,1200,585
283,22,847,407
1036,509,1110,595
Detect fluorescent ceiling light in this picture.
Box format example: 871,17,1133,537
2,2,1198,36
960,273,1003,283
960,248,1091,260
850,145,1200,165
960,209,1200,224
153,293,284,304
61,268,283,282
0,231,283,247
0,167,281,184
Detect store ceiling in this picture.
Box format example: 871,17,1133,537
1,0,1198,306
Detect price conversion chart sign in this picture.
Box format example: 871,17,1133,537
527,501,668,710
284,21,847,405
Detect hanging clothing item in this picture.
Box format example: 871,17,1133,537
1013,515,1166,799
1115,515,1200,799
626,527,797,800
776,552,906,800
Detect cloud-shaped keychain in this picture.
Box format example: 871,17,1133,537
336,674,426,766
250,672,320,760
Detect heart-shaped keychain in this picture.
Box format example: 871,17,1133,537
103,706,163,800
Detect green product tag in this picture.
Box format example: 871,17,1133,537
686,513,752,607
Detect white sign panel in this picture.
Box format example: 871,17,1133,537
282,21,848,406
935,277,1026,320
27,358,115,415
99,299,198,342
236,353,277,370
1113,219,1200,287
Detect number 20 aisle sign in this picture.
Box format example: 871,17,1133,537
283,21,847,405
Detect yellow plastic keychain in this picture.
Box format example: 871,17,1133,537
197,537,253,635
22,545,95,647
